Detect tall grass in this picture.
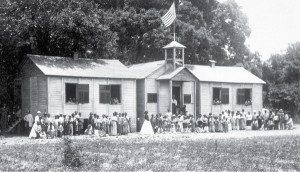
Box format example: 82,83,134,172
0,135,299,171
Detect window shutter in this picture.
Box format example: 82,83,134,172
221,88,229,104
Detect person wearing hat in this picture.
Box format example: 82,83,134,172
278,109,285,130
35,111,41,123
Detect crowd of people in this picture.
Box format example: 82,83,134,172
23,110,132,139
0,103,297,138
139,108,295,134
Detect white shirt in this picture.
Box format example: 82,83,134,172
172,99,177,106
24,114,33,127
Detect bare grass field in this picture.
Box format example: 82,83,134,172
0,127,299,171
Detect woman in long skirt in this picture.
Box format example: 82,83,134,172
230,112,235,130
209,116,215,133
235,112,240,130
218,116,223,132
122,113,128,135
111,113,118,136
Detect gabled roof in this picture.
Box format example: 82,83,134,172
163,41,186,49
129,60,165,79
157,67,197,81
186,65,266,84
27,54,136,79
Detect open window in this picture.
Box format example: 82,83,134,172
65,83,89,104
184,94,191,104
99,85,121,104
213,87,221,105
213,87,229,105
147,93,157,103
237,88,252,105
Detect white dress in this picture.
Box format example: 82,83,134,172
140,119,154,135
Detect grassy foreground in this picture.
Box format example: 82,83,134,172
0,135,299,171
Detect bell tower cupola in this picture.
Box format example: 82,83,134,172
163,40,186,71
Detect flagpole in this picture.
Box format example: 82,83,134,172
173,1,176,41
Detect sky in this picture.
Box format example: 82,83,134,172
219,0,300,61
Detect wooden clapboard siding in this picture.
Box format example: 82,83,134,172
182,82,194,115
21,77,30,116
94,78,108,116
199,82,211,115
136,79,145,119
48,76,64,116
158,80,170,115
122,79,137,132
196,82,200,115
37,76,47,114
231,83,253,113
76,78,93,117
199,82,263,115
145,79,158,115
210,82,232,115
30,76,38,116
172,69,196,82
252,84,263,112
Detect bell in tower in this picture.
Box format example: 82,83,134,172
163,40,186,72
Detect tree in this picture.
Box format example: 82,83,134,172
0,0,252,107
262,42,300,115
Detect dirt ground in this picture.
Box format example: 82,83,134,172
0,125,299,146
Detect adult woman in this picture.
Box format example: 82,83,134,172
111,112,118,136
122,113,129,135
208,115,215,133
246,112,252,130
29,121,42,139
140,111,154,135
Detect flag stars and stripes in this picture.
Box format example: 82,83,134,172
161,2,176,28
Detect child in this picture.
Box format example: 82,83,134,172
47,122,56,139
252,119,259,130
222,116,228,133
57,122,64,137
203,115,209,133
170,115,177,133
177,115,183,132
85,124,93,135
209,115,215,133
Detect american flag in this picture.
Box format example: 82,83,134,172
161,2,176,28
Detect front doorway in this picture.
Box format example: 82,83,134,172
172,86,181,114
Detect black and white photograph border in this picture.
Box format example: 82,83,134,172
0,0,300,171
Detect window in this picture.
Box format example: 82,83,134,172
184,94,191,104
99,85,121,104
213,87,229,105
65,83,89,104
100,85,110,104
213,88,221,105
147,93,157,103
237,89,252,105
221,88,229,104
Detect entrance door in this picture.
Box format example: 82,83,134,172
172,86,181,107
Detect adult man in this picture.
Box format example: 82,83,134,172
278,109,285,130
24,110,33,135
165,109,172,132
172,95,177,115
262,109,269,130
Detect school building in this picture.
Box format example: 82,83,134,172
20,41,265,132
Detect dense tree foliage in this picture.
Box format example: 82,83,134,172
0,0,252,106
262,43,300,115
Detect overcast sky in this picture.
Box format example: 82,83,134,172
219,0,300,61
